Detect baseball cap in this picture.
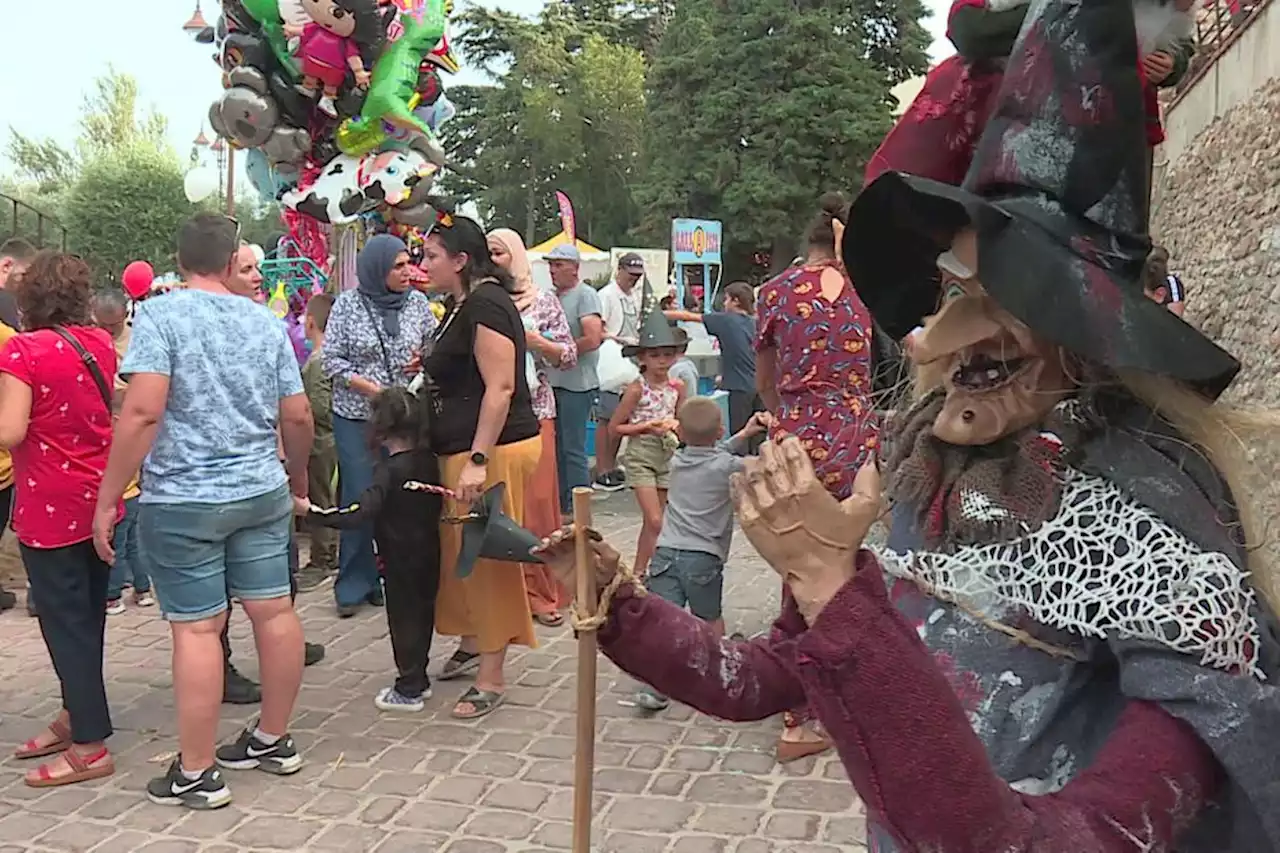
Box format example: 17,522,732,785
618,252,644,272
545,244,581,262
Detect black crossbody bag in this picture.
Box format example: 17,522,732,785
51,326,113,411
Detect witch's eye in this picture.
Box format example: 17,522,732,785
943,281,966,302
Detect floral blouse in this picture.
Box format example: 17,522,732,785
321,289,438,421
522,288,577,421
756,260,879,500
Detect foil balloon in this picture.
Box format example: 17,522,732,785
239,0,299,77
210,67,279,149
335,0,446,157
413,92,455,133
261,126,310,165
281,154,368,224
247,149,297,200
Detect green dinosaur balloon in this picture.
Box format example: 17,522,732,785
336,0,447,158
239,0,299,79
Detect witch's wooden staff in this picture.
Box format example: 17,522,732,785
570,486,598,853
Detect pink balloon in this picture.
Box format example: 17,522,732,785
121,261,155,300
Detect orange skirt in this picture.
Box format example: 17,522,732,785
523,420,569,615
435,435,542,653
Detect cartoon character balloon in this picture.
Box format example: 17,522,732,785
283,0,388,118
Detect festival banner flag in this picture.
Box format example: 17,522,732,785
555,191,576,244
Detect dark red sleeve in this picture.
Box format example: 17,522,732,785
796,551,1224,852
598,585,807,722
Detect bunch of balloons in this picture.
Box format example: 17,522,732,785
198,0,460,227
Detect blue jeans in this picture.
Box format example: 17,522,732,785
139,486,293,623
333,415,380,607
553,388,596,513
107,497,149,599
646,547,725,621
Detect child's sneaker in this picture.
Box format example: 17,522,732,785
135,590,156,607
146,759,232,810
634,688,670,711
105,599,126,616
374,686,428,713
215,726,303,775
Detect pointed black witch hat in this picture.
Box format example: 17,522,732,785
844,0,1239,399
455,483,544,579
623,276,686,357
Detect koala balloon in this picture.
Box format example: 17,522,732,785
210,67,279,149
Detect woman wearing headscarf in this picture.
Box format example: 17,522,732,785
321,234,438,616
487,228,577,626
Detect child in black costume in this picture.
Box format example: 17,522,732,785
295,388,443,712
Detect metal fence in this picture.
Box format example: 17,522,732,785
0,193,68,251
1168,0,1272,106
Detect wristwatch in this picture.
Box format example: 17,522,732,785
470,451,488,466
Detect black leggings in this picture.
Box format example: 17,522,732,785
382,547,440,698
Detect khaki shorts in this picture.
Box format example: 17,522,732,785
623,433,678,489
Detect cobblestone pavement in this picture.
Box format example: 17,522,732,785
0,490,866,852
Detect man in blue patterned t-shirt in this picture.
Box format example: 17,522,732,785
93,214,314,811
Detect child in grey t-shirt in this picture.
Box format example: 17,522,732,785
634,398,772,710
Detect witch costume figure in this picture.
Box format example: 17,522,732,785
864,0,1196,187
530,0,1280,850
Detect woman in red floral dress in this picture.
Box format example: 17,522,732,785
755,194,879,761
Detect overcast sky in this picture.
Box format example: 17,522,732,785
0,0,951,198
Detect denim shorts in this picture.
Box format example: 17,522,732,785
646,546,724,621
594,391,619,421
138,486,293,623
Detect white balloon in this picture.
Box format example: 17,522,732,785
184,168,220,203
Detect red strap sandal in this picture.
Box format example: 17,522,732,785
25,747,114,788
14,718,72,760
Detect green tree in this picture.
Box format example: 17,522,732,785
64,142,190,281
633,0,930,277
439,4,647,248
3,68,190,279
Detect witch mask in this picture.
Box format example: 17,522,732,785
912,229,1075,446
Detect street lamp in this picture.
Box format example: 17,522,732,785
182,2,209,35
183,8,235,215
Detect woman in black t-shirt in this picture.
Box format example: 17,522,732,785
420,212,542,721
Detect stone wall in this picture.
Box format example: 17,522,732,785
1151,78,1280,406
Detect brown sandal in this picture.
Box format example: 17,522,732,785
14,719,72,760
775,734,832,764
25,747,114,788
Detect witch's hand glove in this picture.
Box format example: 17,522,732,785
531,525,623,606
732,436,883,624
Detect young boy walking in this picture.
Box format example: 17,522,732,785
634,397,771,710
296,295,338,591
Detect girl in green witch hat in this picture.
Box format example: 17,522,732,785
608,279,690,575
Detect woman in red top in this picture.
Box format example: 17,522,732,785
754,194,880,762
0,252,120,788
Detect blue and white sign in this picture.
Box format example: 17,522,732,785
671,218,723,266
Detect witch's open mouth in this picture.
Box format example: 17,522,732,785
951,353,1030,391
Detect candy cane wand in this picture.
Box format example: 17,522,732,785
570,486,598,853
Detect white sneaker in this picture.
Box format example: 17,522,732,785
106,599,126,616
135,591,156,607
317,96,338,118
374,686,427,713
